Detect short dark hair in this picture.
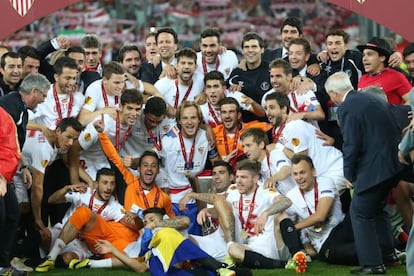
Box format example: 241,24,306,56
120,89,143,106
269,58,292,76
204,70,225,86
1,52,21,68
96,168,116,182
289,38,311,54
117,45,141,63
242,32,264,48
403,43,414,58
280,17,303,35
103,61,125,79
175,47,197,64
81,34,102,49
65,46,85,57
57,117,84,133
143,207,166,217
17,46,41,63
218,97,241,112
53,56,78,75
200,28,221,43
212,160,234,175
156,27,178,44
144,96,166,117
291,154,315,169
138,150,161,167
325,29,350,44
236,159,260,176
265,92,290,115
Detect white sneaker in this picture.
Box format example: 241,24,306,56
10,257,33,272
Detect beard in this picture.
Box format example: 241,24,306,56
274,114,284,127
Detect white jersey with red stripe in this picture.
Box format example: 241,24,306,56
82,79,119,112
32,84,84,130
195,50,239,80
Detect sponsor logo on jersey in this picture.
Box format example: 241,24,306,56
291,138,301,147
84,133,91,141
41,160,49,168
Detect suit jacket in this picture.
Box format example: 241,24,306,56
141,61,163,85
338,91,404,192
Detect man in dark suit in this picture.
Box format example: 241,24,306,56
325,71,404,274
141,27,178,84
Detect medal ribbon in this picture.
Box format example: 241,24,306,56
53,83,74,124
223,125,240,155
88,191,109,215
137,180,160,208
272,120,286,143
207,103,221,125
115,110,132,151
174,79,193,109
102,82,119,107
299,178,319,216
178,131,196,174
201,57,220,75
239,186,258,230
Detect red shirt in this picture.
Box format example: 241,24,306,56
358,68,411,105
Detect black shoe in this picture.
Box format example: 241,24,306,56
350,265,386,274
383,252,401,267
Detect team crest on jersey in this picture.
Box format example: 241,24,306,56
198,147,205,154
41,160,49,168
291,138,301,147
260,82,270,91
268,188,276,193
229,185,237,190
84,133,91,141
85,96,93,105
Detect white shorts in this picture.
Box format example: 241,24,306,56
49,224,92,259
190,228,227,262
12,172,29,204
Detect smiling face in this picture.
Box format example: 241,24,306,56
103,73,125,97
326,35,348,62
264,99,286,127
220,103,241,132
119,102,142,126
288,43,310,71
212,165,233,193
156,32,177,62
242,39,264,68
270,67,291,94
179,106,200,138
95,174,116,201
1,56,22,87
235,169,258,195
205,79,226,105
200,36,220,64
176,56,196,85
362,49,386,73
54,67,78,94
138,155,159,188
292,159,316,192
122,50,141,75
